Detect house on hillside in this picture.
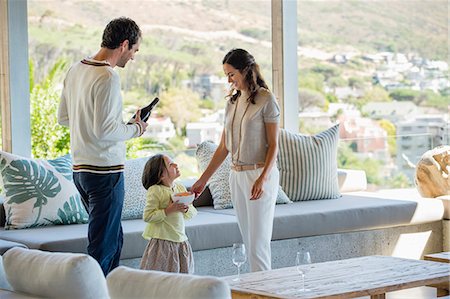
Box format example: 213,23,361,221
143,116,176,143
185,122,223,148
338,115,389,161
362,101,418,122
396,115,450,181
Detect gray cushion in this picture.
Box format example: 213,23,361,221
0,190,443,258
0,240,27,255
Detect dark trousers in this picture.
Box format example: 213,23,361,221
73,172,124,276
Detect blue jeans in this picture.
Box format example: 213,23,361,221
73,172,124,276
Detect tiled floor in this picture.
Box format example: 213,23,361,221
356,286,437,299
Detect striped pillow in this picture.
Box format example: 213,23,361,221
278,125,340,201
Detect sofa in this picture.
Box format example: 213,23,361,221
0,247,231,299
0,127,447,277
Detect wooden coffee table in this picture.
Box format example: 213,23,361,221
425,252,450,263
224,255,450,299
424,252,450,296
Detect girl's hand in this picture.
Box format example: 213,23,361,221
250,176,266,200
165,201,188,215
191,179,207,197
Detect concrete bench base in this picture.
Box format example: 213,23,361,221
121,220,443,277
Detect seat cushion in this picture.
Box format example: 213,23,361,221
107,266,231,299
2,247,108,299
0,239,27,255
0,190,443,257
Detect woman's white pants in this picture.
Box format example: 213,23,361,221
229,167,279,272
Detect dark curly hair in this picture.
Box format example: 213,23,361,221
101,17,142,50
222,48,268,104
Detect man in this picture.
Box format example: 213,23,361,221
58,17,148,275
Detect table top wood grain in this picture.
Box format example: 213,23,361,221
424,252,450,263
223,255,450,299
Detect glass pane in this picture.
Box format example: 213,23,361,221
28,0,272,178
298,0,449,190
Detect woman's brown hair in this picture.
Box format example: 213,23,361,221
222,48,268,104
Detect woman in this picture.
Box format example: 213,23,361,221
191,48,280,272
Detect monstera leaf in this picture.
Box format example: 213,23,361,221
45,195,88,225
1,158,61,224
48,154,73,181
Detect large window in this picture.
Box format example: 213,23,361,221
297,0,449,190
27,0,272,179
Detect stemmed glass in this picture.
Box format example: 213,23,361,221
232,243,247,281
296,251,311,292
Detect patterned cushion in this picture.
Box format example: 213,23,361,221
278,125,340,201
0,151,88,229
122,156,149,220
196,141,291,209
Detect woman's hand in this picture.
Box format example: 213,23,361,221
164,201,188,215
191,179,207,197
250,176,266,200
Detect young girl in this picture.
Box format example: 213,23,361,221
140,154,197,274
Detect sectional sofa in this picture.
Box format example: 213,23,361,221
0,127,447,277
0,167,446,277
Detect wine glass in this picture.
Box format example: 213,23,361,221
232,243,247,281
295,251,311,292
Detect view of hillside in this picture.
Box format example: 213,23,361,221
27,0,449,189
29,0,448,60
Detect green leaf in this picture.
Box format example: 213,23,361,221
1,158,61,222
48,155,73,181
45,194,88,225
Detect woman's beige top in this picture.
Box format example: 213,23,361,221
224,87,280,165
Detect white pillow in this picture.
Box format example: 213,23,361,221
196,141,291,209
278,125,340,201
0,152,88,229
107,266,231,299
2,247,108,299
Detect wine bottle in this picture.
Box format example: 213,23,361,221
128,97,159,124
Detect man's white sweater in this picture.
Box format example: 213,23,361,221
58,58,140,169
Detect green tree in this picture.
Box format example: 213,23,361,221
30,59,70,159
362,86,391,105
384,173,412,189
298,88,326,111
348,77,366,89
299,72,325,92
418,90,448,109
389,89,418,103
158,87,202,135
327,76,347,88
311,64,341,80
338,143,383,185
